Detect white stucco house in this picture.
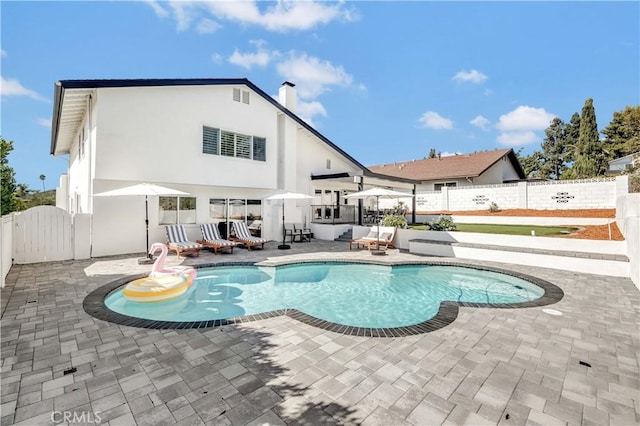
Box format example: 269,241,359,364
51,78,414,257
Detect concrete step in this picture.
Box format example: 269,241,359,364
408,238,629,278
335,229,353,242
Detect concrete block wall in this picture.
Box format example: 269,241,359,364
527,178,617,210
448,184,519,211
415,177,620,212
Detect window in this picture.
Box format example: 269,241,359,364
202,126,219,154
253,137,266,162
159,196,196,224
242,91,250,104
233,88,241,102
78,127,86,158
326,159,331,169
202,126,266,161
434,182,457,191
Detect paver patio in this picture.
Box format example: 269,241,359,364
1,241,638,425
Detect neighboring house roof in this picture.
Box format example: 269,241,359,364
49,78,370,174
608,151,640,166
368,148,526,181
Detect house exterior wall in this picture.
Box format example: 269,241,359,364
56,83,364,257
93,85,279,189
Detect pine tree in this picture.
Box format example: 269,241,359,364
572,98,605,178
1,137,17,215
541,117,570,179
602,105,640,159
564,112,581,163
428,148,437,159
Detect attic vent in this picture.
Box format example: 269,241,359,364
233,88,250,104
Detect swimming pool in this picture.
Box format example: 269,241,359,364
103,262,547,329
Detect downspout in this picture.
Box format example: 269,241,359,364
87,93,93,258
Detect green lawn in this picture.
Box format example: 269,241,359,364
409,223,579,236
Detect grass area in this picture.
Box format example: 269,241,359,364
409,223,579,236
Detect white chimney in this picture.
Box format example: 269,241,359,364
278,81,297,113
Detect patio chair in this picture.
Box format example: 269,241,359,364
350,226,396,251
165,224,203,257
231,221,268,251
294,223,313,242
197,223,237,255
284,223,300,243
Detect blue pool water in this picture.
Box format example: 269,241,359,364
105,263,544,328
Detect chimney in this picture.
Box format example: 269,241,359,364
278,81,297,113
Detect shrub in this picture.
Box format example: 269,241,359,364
488,202,500,213
382,214,408,228
428,215,457,231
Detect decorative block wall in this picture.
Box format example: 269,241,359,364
415,177,619,212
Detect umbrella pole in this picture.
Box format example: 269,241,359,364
278,200,290,250
138,195,154,264
371,195,386,256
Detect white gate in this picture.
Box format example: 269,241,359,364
14,206,73,264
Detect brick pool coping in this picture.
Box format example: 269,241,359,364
83,260,564,337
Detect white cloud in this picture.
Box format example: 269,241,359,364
1,49,6,57
440,151,461,157
418,111,453,130
210,53,223,63
144,0,169,18
297,100,327,126
0,77,48,102
228,40,279,69
37,118,51,128
495,105,556,147
497,131,539,146
452,69,488,84
470,115,490,130
196,18,221,34
495,106,556,132
275,52,353,99
156,1,356,33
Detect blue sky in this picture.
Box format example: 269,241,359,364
2,1,638,190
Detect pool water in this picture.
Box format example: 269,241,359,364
105,263,544,328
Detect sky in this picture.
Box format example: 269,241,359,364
1,1,639,190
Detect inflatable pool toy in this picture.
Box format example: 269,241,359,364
123,274,192,302
149,243,197,281
123,243,197,302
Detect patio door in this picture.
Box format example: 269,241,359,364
208,198,262,238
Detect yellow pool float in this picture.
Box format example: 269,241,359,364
123,274,193,302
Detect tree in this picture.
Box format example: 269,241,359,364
572,98,606,178
428,148,437,159
1,137,17,215
517,149,545,179
540,117,571,179
564,112,581,163
39,174,46,192
602,105,640,159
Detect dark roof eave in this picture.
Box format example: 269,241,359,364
362,170,420,184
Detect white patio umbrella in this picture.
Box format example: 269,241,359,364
265,191,313,250
345,187,413,254
94,183,189,263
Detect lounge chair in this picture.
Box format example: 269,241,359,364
165,224,203,257
284,223,300,243
231,221,268,250
349,226,396,251
197,223,237,255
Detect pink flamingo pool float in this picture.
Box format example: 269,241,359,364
123,243,197,302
